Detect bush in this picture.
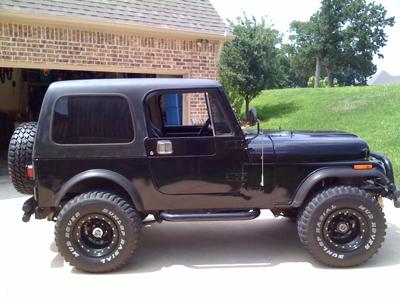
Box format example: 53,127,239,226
307,76,339,88
307,76,315,87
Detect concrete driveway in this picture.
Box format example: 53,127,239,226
0,186,399,300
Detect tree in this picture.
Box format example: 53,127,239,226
318,0,347,87
219,15,282,122
289,0,394,87
289,17,325,87
280,43,310,87
339,0,394,85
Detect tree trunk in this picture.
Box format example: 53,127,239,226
314,55,321,88
326,66,334,87
245,98,250,123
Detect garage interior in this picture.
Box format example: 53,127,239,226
0,67,183,176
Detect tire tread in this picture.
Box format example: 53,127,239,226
55,190,141,273
297,185,386,267
8,122,37,194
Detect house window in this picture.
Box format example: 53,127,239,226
52,95,134,144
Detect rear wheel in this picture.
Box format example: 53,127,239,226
298,186,386,267
55,191,141,273
8,122,37,194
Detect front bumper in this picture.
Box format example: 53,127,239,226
370,151,400,208
392,189,400,208
370,151,395,182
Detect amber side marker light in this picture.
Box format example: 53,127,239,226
353,164,373,170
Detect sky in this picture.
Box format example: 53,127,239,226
210,0,400,77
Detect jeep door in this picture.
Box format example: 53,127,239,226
144,89,247,197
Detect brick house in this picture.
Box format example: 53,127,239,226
0,0,232,148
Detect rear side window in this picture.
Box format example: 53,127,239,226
52,95,134,144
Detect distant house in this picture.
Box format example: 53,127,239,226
369,70,400,85
0,0,232,148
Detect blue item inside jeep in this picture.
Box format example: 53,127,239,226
164,93,182,125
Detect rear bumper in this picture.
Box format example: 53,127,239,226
22,197,37,222
21,196,52,222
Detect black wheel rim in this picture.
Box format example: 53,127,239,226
73,214,119,257
322,208,369,252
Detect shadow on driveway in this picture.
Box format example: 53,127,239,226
0,175,25,200
49,216,400,274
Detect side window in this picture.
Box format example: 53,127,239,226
52,95,134,144
207,91,233,135
157,92,209,126
146,91,212,138
146,90,233,138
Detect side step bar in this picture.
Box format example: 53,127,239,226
159,209,260,222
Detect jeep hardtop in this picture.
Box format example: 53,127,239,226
8,78,400,272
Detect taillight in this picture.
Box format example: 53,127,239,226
26,165,34,179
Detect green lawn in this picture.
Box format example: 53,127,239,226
249,84,400,180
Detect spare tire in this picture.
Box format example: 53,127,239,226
8,122,38,195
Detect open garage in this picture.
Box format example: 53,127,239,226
0,68,158,147
0,0,231,176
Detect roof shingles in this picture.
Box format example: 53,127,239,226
0,0,229,36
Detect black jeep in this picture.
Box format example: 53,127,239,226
8,78,400,272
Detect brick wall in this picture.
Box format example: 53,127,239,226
0,22,223,123
187,92,209,125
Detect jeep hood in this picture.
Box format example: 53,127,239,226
246,130,369,162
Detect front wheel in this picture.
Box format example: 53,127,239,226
298,186,386,267
55,191,141,273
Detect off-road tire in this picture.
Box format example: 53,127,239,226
298,186,386,267
8,122,37,194
55,191,142,273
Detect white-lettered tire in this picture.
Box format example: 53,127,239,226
298,186,386,267
55,191,141,273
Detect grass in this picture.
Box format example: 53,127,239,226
249,84,400,180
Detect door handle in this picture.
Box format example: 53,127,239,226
156,140,173,155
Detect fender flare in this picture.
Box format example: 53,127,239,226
290,167,389,208
54,169,144,211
